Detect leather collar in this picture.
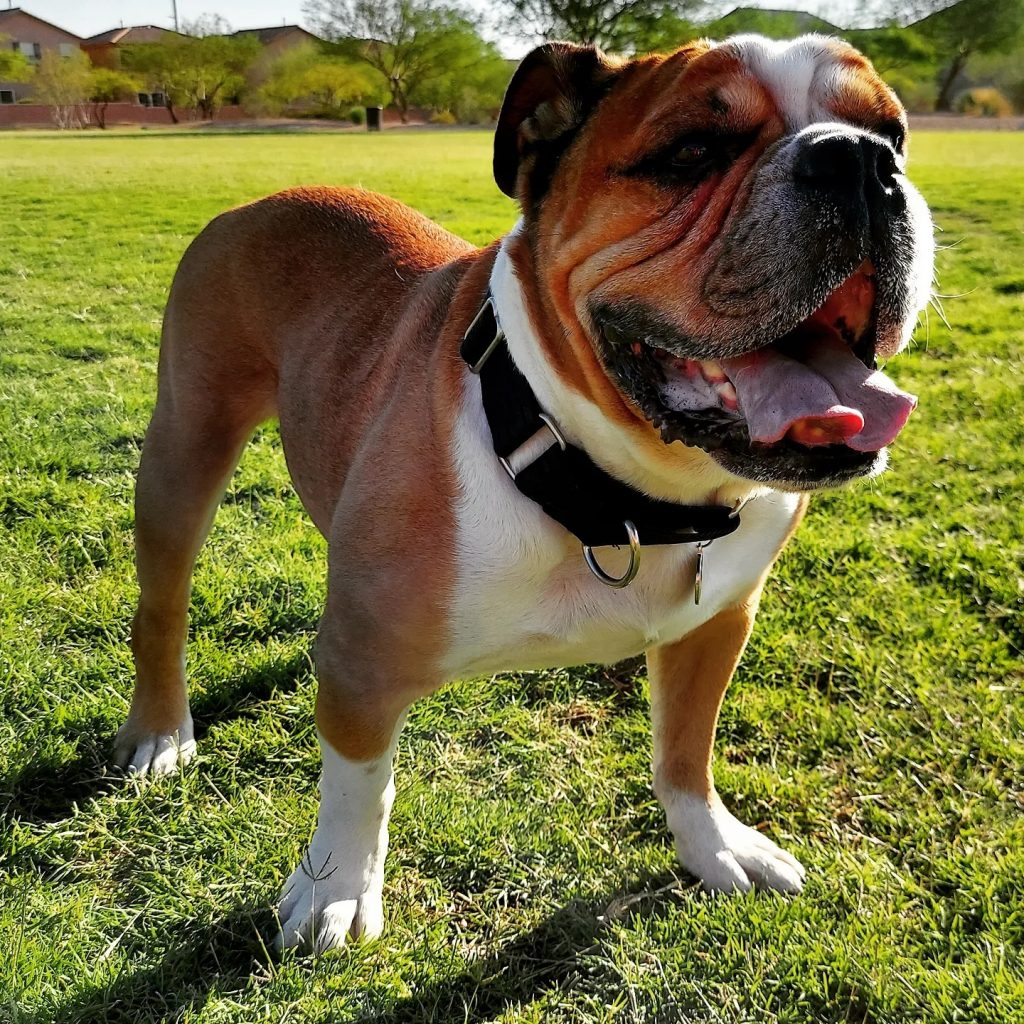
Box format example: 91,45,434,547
460,294,742,550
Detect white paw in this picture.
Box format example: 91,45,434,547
666,792,806,894
275,851,384,953
114,712,196,776
275,739,396,952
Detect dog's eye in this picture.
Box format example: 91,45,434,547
620,129,754,186
666,129,756,175
671,141,711,167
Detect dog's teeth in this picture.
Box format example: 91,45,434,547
715,381,738,409
701,360,726,383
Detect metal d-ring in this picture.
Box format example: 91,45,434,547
729,495,749,519
583,520,641,589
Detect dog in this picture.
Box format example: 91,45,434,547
115,34,934,951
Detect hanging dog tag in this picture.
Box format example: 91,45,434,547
694,542,710,606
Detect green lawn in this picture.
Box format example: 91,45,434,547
1,130,1022,1024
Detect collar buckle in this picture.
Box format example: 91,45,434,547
498,411,568,481
462,290,745,585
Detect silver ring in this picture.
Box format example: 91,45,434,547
583,520,640,589
729,496,749,519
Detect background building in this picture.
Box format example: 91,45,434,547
0,7,82,103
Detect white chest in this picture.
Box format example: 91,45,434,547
442,392,802,680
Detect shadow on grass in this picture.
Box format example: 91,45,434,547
0,651,309,828
25,904,276,1024
501,655,649,716
349,886,673,1024
29,872,686,1024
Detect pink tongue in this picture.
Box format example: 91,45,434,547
721,337,917,451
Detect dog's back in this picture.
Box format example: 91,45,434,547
158,186,480,529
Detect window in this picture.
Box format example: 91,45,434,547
59,43,74,57
0,90,14,105
151,92,165,107
137,93,151,107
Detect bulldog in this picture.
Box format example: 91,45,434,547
116,34,934,951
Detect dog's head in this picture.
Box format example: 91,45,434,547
494,35,934,490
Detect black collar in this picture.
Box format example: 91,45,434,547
460,293,742,552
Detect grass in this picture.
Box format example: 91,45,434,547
0,129,1022,1024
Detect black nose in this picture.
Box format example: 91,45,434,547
794,131,899,198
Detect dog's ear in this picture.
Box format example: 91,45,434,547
493,42,622,204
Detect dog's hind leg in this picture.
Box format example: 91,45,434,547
116,334,274,775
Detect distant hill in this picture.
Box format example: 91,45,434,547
705,6,841,39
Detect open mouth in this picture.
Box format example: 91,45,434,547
594,263,918,486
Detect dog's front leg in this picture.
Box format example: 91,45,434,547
276,619,416,953
648,596,805,894
276,727,398,952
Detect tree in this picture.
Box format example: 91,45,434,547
121,35,188,122
0,34,33,82
123,29,261,121
846,25,936,75
410,38,510,121
182,13,233,38
704,7,839,41
620,8,698,54
88,68,141,129
911,0,1024,110
174,19,262,120
180,33,261,118
256,43,384,115
497,0,699,50
32,49,92,129
305,0,495,122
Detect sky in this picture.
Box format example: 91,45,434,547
13,0,867,51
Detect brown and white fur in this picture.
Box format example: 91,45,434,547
115,34,933,951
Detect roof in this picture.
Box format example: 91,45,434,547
230,24,322,45
0,7,84,42
82,25,176,46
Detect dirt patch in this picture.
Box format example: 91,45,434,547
909,114,1024,131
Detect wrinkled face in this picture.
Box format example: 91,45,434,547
494,34,934,489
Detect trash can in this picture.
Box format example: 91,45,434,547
366,106,383,132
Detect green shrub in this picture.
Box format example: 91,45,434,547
349,106,364,125
1008,80,1024,113
429,109,457,125
956,87,1014,117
